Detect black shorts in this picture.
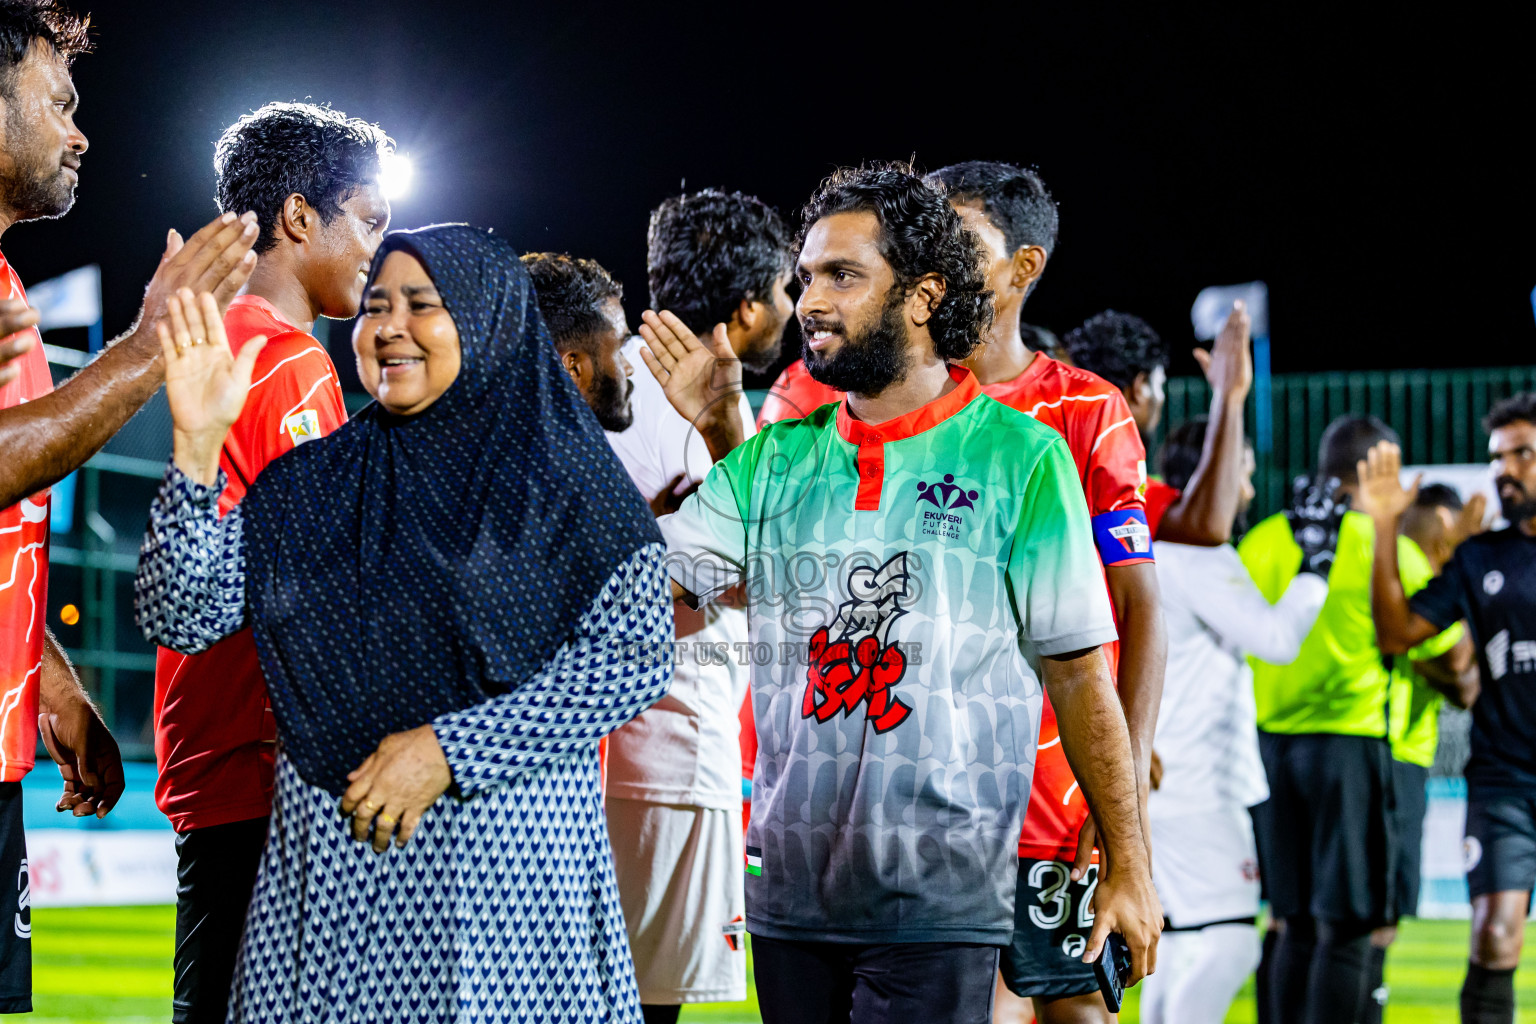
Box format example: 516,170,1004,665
751,935,999,1024
999,858,1100,999
1254,732,1396,926
0,782,30,1015
1465,790,1536,899
173,816,269,1024
1391,760,1429,918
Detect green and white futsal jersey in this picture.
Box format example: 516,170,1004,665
660,367,1118,945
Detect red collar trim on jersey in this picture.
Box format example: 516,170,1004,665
835,366,980,512
229,293,303,334
835,365,981,445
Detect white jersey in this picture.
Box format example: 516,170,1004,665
1150,541,1327,815
604,337,753,809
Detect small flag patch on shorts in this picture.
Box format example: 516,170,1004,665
746,846,762,876
722,915,745,951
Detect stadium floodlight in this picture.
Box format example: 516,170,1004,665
379,152,414,200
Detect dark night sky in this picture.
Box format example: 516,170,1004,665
5,1,1533,388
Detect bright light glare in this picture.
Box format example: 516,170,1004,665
380,152,414,200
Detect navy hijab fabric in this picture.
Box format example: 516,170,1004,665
240,224,661,797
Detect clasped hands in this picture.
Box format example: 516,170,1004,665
338,725,454,854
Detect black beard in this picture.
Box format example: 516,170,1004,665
738,316,786,375
1500,494,1536,524
0,117,76,221
590,368,634,432
802,291,910,396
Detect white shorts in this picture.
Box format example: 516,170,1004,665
604,798,747,1003
1150,803,1261,928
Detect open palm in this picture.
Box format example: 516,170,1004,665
160,289,265,440
1355,440,1419,521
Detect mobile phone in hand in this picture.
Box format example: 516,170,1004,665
1093,932,1133,1013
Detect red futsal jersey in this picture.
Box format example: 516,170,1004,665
152,296,347,832
0,254,52,783
760,354,1153,861
1143,478,1181,539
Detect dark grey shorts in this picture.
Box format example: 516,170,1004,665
1465,790,1536,899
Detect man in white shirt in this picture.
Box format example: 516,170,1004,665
1140,419,1335,1024
602,189,794,1023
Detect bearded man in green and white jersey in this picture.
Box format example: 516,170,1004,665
645,164,1161,1024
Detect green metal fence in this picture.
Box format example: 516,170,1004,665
1151,366,1536,522
54,366,1536,753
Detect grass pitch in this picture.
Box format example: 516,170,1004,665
18,907,1536,1022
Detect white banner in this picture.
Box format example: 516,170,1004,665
25,829,176,907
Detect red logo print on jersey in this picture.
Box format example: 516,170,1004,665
801,552,913,733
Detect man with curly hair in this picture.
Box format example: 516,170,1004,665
151,100,392,1023
648,164,1161,1023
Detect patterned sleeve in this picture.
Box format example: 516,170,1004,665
134,463,249,654
432,542,674,798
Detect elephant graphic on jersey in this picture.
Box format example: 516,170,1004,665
801,552,913,733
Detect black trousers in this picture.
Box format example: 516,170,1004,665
173,816,269,1024
0,782,30,1015
752,934,999,1024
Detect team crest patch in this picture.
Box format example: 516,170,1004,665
801,552,914,733
1464,835,1483,872
284,409,321,446
915,473,979,541
1485,571,1505,596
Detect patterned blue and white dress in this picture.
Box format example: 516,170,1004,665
136,466,671,1023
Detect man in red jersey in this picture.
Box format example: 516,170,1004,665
151,102,392,1024
1,2,261,1012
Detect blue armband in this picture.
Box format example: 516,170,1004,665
1092,509,1154,566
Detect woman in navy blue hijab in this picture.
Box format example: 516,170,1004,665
136,225,670,1023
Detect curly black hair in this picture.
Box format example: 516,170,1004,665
214,102,393,255
926,161,1059,256
1486,391,1536,433
520,252,624,356
1063,310,1168,391
646,189,791,337
0,0,90,95
798,162,993,362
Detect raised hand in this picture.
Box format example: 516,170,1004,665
1452,491,1489,546
1355,441,1420,524
0,298,41,388
637,310,742,425
159,289,267,485
1192,299,1253,399
137,212,260,343
637,310,747,463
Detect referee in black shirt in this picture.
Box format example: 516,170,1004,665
1358,391,1536,1024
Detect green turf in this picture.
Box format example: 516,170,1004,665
17,908,1536,1022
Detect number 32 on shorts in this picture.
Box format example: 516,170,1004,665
1027,860,1097,958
